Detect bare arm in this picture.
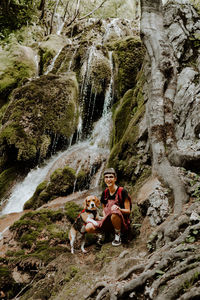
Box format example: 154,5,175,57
111,198,131,215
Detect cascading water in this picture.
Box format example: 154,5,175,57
44,47,63,75
0,153,65,215
1,50,114,216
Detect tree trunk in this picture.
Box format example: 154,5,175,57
39,0,46,19
140,0,188,214
49,0,60,34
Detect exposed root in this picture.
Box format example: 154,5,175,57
85,281,108,299
92,201,200,299
117,264,145,281
179,286,200,300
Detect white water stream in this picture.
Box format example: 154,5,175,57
0,153,63,215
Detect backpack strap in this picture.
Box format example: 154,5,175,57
116,187,132,211
104,188,109,201
116,187,124,207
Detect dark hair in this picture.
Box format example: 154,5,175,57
103,168,117,177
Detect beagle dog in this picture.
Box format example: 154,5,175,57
69,195,101,254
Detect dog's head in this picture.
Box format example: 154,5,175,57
83,195,100,210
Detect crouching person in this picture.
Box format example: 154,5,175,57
86,168,131,246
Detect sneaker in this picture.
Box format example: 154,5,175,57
112,234,121,246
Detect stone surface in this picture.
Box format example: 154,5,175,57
137,177,169,226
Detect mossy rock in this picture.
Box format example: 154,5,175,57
75,170,88,191
108,69,150,186
47,166,76,196
10,209,66,249
0,166,19,200
39,34,66,74
112,36,145,99
23,181,47,210
65,202,82,223
24,166,76,210
0,73,79,168
113,89,137,144
0,43,38,105
90,51,111,94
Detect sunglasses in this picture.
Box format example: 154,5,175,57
104,175,115,179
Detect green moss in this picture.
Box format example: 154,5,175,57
65,202,82,223
0,59,36,104
65,265,79,282
9,209,66,251
113,89,136,144
24,181,47,210
0,167,18,199
47,166,76,194
0,73,79,168
76,170,88,190
113,36,145,99
90,55,111,94
108,69,148,186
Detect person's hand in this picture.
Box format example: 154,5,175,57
111,204,120,212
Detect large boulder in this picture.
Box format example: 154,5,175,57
0,43,38,105
0,72,79,168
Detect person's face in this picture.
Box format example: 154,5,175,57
104,173,117,187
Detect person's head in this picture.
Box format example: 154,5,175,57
103,168,117,187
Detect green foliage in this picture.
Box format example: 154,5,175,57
65,202,82,223
0,0,39,39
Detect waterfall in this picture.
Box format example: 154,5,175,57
44,48,62,75
68,47,77,72
1,51,114,216
0,24,115,217
34,53,40,77
0,153,65,215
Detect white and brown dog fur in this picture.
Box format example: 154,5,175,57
69,195,101,254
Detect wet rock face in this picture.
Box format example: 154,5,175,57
0,72,79,165
164,2,200,161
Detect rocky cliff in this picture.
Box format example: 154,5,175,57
0,0,200,299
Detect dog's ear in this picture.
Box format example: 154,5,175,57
83,198,87,209
95,196,101,207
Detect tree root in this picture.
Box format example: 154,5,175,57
179,286,200,300
147,201,200,251
117,264,145,281
91,203,200,299
85,282,108,299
